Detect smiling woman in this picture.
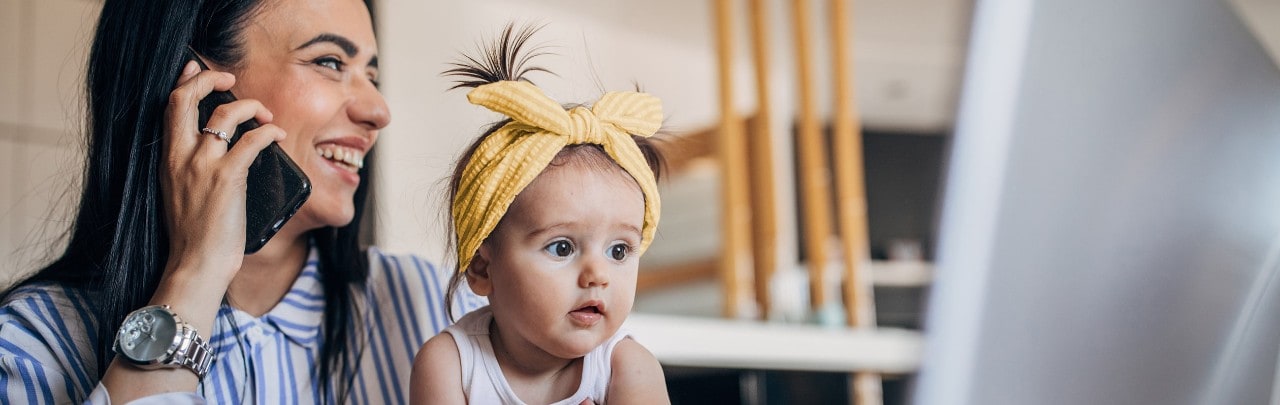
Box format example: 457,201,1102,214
0,0,483,404
229,5,389,231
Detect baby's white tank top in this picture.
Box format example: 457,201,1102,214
444,306,631,404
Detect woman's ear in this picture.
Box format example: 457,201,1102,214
465,244,494,296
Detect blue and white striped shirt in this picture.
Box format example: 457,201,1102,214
0,247,482,404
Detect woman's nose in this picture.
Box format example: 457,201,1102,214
349,78,390,130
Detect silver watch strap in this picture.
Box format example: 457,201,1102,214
171,323,213,379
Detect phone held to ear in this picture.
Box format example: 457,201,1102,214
186,50,312,254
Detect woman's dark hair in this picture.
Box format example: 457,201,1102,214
13,0,373,399
440,23,667,320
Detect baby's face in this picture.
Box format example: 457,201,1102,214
476,161,645,360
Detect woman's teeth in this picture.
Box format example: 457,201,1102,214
316,145,364,171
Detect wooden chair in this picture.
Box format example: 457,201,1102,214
635,1,932,402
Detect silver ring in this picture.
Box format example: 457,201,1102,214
200,127,230,144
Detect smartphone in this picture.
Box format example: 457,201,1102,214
186,50,312,254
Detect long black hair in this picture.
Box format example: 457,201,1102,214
16,0,372,399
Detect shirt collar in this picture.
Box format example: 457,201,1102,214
262,246,325,347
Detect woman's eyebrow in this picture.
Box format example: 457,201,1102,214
295,33,359,57
296,33,379,68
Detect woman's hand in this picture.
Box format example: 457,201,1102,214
160,60,285,284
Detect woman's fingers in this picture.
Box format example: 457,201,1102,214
196,98,274,157
167,67,235,155
223,124,288,173
176,60,199,86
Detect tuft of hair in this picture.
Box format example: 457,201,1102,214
444,22,554,90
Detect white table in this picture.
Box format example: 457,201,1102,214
626,314,924,374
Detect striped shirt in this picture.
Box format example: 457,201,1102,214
0,247,483,404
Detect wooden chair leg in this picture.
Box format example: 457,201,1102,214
831,0,883,402
714,0,756,319
747,0,780,319
791,0,835,312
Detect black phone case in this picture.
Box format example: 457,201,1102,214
188,53,311,254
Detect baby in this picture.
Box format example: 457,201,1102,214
411,25,670,405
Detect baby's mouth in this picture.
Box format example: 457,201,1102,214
316,144,365,172
569,301,605,326
572,305,601,314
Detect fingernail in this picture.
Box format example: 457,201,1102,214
184,61,198,75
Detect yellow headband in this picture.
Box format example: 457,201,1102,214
453,80,663,273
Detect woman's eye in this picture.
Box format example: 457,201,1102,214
314,57,343,71
544,240,574,258
608,243,631,261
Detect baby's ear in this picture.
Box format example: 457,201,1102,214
465,244,494,296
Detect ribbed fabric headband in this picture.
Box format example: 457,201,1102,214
452,80,663,273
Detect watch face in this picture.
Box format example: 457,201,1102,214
117,307,179,363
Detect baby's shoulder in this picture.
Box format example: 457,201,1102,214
607,337,670,403
609,337,658,370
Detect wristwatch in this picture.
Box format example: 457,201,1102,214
112,305,213,379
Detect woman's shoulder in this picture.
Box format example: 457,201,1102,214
356,247,453,337
360,247,485,327
359,247,457,314
1,281,99,330
0,281,102,393
363,246,451,293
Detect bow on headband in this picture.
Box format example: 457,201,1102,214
453,80,663,274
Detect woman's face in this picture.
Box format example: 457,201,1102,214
230,0,389,232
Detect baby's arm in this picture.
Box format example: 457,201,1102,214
411,333,467,404
607,338,671,404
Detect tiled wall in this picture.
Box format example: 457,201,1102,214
0,0,100,288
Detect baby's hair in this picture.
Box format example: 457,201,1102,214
443,22,554,89
441,23,667,321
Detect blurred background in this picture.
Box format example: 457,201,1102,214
3,0,1280,403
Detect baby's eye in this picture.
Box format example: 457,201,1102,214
608,243,632,261
544,240,575,258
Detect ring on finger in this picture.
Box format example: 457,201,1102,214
200,127,231,144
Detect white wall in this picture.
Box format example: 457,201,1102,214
0,0,98,288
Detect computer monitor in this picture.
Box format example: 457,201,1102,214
913,0,1280,404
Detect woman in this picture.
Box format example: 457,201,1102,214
0,0,479,403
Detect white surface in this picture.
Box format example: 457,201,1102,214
912,0,1032,404
916,1,1280,404
634,260,932,321
626,313,923,374
868,260,934,288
